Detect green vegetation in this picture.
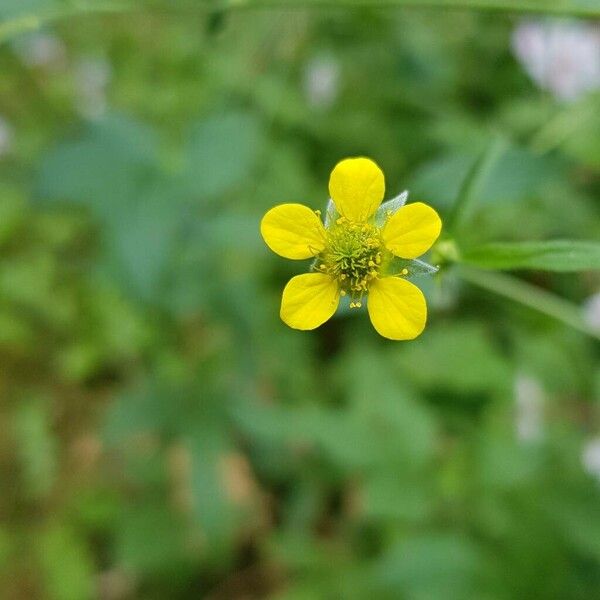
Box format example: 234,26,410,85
1,1,599,598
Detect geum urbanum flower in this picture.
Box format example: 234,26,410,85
260,157,441,340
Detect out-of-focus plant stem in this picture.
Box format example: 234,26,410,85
2,0,600,46
457,265,600,341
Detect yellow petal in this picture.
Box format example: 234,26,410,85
382,202,442,259
261,204,326,260
328,157,385,222
280,273,339,330
367,277,427,340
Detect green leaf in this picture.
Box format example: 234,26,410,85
461,240,600,272
375,533,487,599
36,113,180,300
37,113,159,218
445,136,507,235
12,399,57,500
116,503,190,574
36,523,95,600
182,111,263,200
273,0,600,15
393,321,511,395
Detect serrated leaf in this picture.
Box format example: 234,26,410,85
37,523,95,600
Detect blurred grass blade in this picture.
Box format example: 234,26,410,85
457,266,599,340
461,240,600,272
245,0,600,15
445,137,507,236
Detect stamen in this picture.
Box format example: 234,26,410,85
316,220,385,299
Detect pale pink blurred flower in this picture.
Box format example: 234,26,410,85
583,292,600,334
582,438,600,481
12,32,67,70
514,373,545,443
512,19,600,102
0,117,13,158
303,55,340,110
74,57,112,120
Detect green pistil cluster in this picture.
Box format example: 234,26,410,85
316,217,384,308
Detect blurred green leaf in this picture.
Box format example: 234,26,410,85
410,145,561,211
37,110,262,300
393,321,511,396
12,399,56,500
374,533,487,599
182,111,263,200
461,240,600,272
37,114,180,299
37,523,95,600
37,113,159,217
445,137,507,235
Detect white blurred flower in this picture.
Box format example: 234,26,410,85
583,292,600,334
12,32,67,70
0,117,13,158
512,19,600,102
582,438,600,481
74,57,112,120
514,373,545,443
303,55,340,110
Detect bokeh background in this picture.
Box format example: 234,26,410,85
1,2,600,599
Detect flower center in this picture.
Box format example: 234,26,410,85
316,217,383,308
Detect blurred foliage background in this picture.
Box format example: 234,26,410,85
1,1,600,598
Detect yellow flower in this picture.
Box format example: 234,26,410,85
260,157,441,340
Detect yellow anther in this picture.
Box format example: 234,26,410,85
315,209,321,216
355,302,362,308
340,274,346,280
340,290,346,296
368,260,375,267
350,302,355,308
375,254,382,264
401,268,408,275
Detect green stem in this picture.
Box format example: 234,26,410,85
2,0,599,45
457,266,599,341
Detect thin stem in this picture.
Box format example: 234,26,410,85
2,0,599,46
457,266,599,341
